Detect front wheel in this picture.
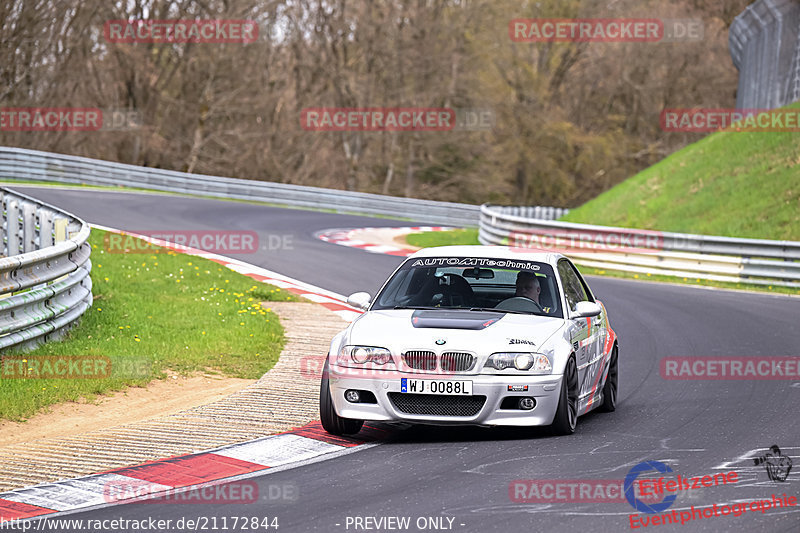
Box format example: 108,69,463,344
319,360,364,436
551,357,578,435
599,345,618,412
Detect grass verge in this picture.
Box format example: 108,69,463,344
0,229,298,421
406,228,479,248
560,103,800,241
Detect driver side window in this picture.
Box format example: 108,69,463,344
558,260,588,313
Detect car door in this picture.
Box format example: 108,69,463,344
557,259,602,411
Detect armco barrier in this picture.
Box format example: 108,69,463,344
479,204,800,288
0,147,562,227
0,188,92,351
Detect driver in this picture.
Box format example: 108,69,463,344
515,271,541,304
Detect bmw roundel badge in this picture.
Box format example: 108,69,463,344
435,338,446,345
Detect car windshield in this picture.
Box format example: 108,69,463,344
372,256,562,318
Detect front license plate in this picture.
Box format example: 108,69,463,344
400,378,473,395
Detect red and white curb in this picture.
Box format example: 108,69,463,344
316,226,451,257
0,226,380,523
0,422,389,522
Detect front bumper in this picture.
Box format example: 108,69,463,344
329,364,563,426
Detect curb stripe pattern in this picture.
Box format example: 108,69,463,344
0,421,386,521
316,226,450,257
0,227,377,523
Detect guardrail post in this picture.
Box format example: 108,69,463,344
54,217,68,243
22,201,37,253
39,209,55,249
6,199,20,257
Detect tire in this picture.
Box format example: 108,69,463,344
599,345,618,413
551,357,578,435
319,360,364,436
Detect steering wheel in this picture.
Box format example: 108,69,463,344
494,296,542,313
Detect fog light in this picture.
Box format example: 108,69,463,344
518,397,535,410
345,389,361,403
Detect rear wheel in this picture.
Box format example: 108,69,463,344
599,345,618,412
551,357,578,435
319,360,364,436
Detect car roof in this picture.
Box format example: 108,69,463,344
407,245,564,265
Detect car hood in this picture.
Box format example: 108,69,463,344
348,309,564,355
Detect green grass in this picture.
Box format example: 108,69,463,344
560,103,800,241
0,229,298,421
406,228,479,247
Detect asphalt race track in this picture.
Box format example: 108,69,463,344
14,187,800,533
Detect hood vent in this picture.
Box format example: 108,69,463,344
411,309,501,330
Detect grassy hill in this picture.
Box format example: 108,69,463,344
560,103,800,241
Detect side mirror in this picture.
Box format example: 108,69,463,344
346,292,372,311
570,301,602,319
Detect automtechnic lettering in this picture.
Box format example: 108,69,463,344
410,257,541,270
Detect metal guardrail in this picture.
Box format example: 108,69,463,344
480,204,800,288
0,188,92,351
0,147,568,227
0,147,466,227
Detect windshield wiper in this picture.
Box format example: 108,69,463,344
468,307,531,315
393,305,442,310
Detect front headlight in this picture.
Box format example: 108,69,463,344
485,352,552,374
337,345,394,366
